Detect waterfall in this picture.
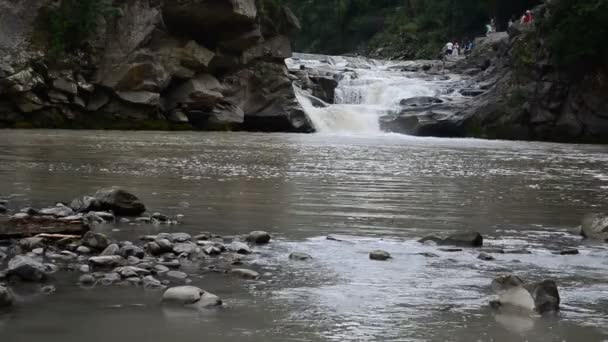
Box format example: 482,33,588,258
288,54,459,135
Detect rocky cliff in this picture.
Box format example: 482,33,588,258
0,0,313,132
382,4,607,144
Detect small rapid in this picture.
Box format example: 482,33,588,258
287,53,465,135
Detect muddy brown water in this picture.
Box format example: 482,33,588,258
1,129,608,342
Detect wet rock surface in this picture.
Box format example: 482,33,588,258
0,0,311,133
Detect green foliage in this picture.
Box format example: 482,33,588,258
544,0,608,72
285,0,541,58
49,0,117,57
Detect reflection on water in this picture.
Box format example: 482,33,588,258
1,130,608,341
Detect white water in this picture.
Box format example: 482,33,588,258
288,54,464,135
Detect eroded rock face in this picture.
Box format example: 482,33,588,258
0,0,311,133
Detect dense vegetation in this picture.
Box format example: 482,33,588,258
48,0,117,57
543,0,608,73
282,0,540,58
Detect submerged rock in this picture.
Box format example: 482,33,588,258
554,248,579,255
580,214,608,241
7,255,49,282
289,252,313,261
419,232,483,247
0,286,15,308
369,250,392,261
228,242,252,254
478,252,495,261
79,274,96,285
162,286,222,308
230,268,260,280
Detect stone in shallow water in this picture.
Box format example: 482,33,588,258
555,248,579,255
120,245,145,259
18,237,45,251
173,242,198,255
170,232,191,243
580,213,608,241
228,242,251,254
166,271,188,280
496,280,560,314
89,255,124,267
443,231,483,247
0,286,15,308
289,252,313,261
478,252,495,261
7,255,48,282
369,250,391,261
40,285,56,294
161,286,222,308
76,246,92,254
113,266,150,279
82,232,111,251
100,273,121,286
230,268,260,280
79,274,96,285
143,275,165,289
100,243,120,256
246,231,271,244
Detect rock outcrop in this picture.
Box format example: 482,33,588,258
0,0,312,132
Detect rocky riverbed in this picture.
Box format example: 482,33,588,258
1,187,607,320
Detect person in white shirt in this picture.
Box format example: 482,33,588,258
445,42,453,56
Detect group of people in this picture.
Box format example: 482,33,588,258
444,40,474,57
442,9,535,59
508,10,535,27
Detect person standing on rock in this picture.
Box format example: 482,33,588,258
521,10,534,24
445,42,453,56
485,22,493,36
453,42,460,56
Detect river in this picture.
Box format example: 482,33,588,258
1,55,608,342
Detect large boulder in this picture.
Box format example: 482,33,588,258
166,74,224,111
246,231,271,244
162,286,222,308
442,231,483,247
7,255,49,282
71,188,146,216
493,279,560,315
580,213,608,241
419,231,483,247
